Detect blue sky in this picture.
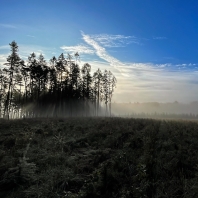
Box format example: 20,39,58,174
1,0,198,103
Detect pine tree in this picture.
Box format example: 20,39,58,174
0,69,7,118
93,68,103,116
107,71,117,117
81,63,92,115
49,56,57,94
102,70,109,116
3,41,23,119
27,52,37,100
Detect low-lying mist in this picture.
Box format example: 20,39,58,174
111,101,198,119
7,101,198,119
9,101,109,119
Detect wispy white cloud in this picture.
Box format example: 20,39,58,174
81,32,130,77
88,33,140,47
18,45,53,60
26,35,35,38
153,36,167,40
0,45,9,50
81,31,198,103
0,23,17,28
60,45,95,55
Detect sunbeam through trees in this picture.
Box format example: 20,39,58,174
0,41,117,119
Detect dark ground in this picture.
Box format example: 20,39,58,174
1,117,198,197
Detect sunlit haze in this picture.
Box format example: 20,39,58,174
1,0,198,103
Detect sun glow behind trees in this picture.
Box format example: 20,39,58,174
0,41,116,119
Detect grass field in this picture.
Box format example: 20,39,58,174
1,117,198,197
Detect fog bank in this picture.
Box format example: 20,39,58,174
112,101,198,116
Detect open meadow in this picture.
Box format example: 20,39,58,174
1,117,198,197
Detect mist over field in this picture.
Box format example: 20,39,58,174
111,101,198,116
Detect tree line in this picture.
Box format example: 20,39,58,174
0,41,117,119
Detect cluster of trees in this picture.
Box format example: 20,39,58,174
0,41,116,119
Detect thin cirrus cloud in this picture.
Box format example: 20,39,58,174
81,32,130,77
0,45,10,50
80,32,198,102
88,33,140,47
80,32,176,78
60,45,95,55
26,35,35,38
0,23,17,28
153,36,167,40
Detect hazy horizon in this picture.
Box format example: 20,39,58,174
111,101,198,116
1,1,198,103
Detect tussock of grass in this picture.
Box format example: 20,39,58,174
1,117,198,197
